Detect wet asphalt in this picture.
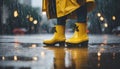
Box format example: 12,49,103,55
0,34,120,69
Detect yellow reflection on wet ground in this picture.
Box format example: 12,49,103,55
67,48,88,69
45,47,88,69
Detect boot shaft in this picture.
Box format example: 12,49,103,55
75,23,87,35
54,25,65,38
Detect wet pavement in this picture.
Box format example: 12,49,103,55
0,34,120,69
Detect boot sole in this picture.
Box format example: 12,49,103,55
66,40,88,48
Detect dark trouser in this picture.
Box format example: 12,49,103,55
57,4,87,26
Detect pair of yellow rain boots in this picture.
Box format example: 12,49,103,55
43,23,89,47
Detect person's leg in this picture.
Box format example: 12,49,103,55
66,4,88,47
43,16,67,46
57,16,67,26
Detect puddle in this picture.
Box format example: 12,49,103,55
88,52,120,69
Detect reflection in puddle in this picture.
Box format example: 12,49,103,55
45,46,120,69
0,56,38,61
45,47,88,69
67,48,88,69
97,52,101,57
1,43,120,69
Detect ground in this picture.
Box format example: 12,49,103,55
0,34,120,69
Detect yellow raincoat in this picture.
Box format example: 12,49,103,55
42,0,95,19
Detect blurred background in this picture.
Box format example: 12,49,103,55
0,0,120,35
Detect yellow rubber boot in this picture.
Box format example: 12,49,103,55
66,23,89,47
43,25,66,46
